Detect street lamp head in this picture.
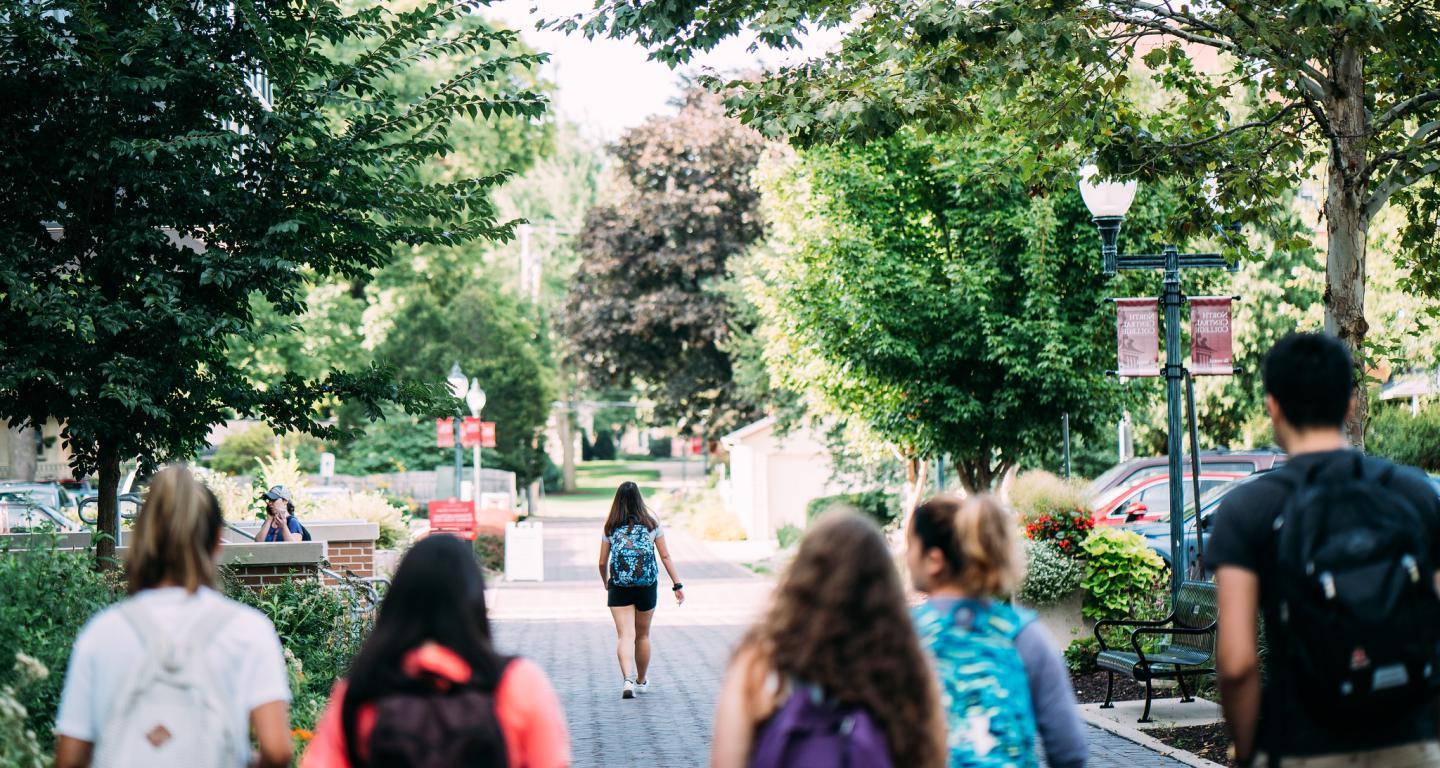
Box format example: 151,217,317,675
446,362,468,400
466,377,486,416
1078,164,1138,218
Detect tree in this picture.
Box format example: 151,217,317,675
375,284,556,486
0,1,545,564
555,0,1440,446
745,131,1185,497
564,89,767,439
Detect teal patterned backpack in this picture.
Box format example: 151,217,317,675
607,522,658,587
913,598,1038,768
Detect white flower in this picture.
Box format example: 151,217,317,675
13,653,48,682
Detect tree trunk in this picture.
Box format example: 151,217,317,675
7,423,38,481
901,456,928,529
557,402,577,493
1324,41,1371,448
95,440,120,570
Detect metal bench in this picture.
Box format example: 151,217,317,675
1094,580,1217,722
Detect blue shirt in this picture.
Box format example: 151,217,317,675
263,515,303,542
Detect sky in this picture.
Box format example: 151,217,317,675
485,1,843,142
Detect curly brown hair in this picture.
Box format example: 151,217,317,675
742,512,946,768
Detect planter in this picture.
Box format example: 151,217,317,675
1018,588,1091,645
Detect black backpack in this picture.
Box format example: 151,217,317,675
1273,455,1440,729
367,665,510,768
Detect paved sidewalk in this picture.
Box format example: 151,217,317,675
489,516,1190,767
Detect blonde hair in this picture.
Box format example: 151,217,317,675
126,465,224,595
910,493,1024,596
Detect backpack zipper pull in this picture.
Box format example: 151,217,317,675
1320,572,1336,600
1403,555,1420,584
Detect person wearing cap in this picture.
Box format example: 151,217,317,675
254,486,302,543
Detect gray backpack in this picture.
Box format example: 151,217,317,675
94,601,240,768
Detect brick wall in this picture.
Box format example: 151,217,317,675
323,539,374,585
231,562,321,589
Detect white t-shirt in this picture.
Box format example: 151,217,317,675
55,586,291,766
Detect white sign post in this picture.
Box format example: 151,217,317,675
319,452,336,483
504,521,544,582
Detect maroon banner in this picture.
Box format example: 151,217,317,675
1115,298,1161,377
1190,297,1235,376
460,418,497,448
436,417,455,448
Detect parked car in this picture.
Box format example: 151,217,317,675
1090,471,1246,526
0,482,84,533
1133,472,1275,576
1084,449,1287,499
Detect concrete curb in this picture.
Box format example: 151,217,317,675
1081,708,1228,768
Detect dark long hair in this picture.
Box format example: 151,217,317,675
604,481,658,536
742,512,946,768
341,534,506,766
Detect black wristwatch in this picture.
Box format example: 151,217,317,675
672,583,684,591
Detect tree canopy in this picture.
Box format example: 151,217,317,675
0,1,545,560
745,130,1187,491
564,89,766,438
556,0,1440,445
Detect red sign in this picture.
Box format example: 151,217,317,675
1190,297,1234,376
1115,298,1161,377
689,437,704,456
436,418,455,448
461,418,497,448
428,498,476,540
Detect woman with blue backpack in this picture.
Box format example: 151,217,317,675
711,511,946,768
908,494,1087,768
600,481,685,699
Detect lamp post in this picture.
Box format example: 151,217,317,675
1079,165,1234,605
446,363,468,499
467,378,486,514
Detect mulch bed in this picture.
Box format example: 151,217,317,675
1147,722,1231,764
1071,670,1150,704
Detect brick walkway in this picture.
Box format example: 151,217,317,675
489,516,1188,767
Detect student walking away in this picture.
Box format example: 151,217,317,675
909,494,1087,768
600,481,684,699
712,511,947,768
254,485,307,542
1210,332,1440,768
54,466,293,768
303,534,570,768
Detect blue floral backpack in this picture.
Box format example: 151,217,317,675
607,520,658,587
913,598,1038,768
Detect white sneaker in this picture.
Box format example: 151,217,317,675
622,678,635,699
635,679,649,694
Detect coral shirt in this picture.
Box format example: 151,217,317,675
302,643,570,768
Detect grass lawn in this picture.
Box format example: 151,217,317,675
539,461,665,518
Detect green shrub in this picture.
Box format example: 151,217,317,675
592,429,617,461
1064,637,1100,675
1018,540,1084,606
776,523,803,550
223,574,370,734
1367,404,1440,472
806,490,900,529
0,542,125,748
1080,527,1166,622
473,533,505,573
648,436,673,458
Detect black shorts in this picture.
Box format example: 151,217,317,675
607,582,658,612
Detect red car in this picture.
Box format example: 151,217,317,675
1089,472,1246,526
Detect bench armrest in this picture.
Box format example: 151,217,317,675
1129,624,1217,661
1093,613,1175,651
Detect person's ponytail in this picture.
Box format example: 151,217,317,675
125,465,225,595
911,494,1024,597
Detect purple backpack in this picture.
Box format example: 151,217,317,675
749,683,892,768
